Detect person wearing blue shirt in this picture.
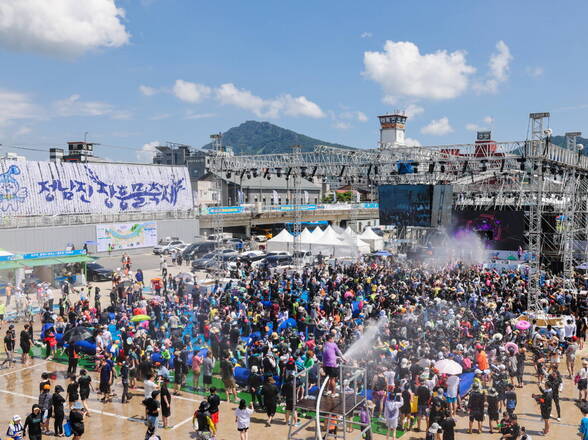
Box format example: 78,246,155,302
579,407,588,440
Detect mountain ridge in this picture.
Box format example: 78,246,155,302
201,120,353,155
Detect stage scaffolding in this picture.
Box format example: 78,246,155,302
207,112,588,310
287,364,368,440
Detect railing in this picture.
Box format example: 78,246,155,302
0,203,380,229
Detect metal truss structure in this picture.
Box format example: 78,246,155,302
207,113,588,309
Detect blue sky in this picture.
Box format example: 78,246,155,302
1,0,587,162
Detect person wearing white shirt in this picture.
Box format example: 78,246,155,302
234,399,254,440
564,319,577,339
446,374,461,416
577,359,588,401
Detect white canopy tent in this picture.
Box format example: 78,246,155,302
337,235,371,257
266,228,294,252
297,228,315,251
311,226,325,241
359,227,384,251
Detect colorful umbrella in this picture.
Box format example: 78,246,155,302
515,320,531,330
131,314,151,322
434,359,463,375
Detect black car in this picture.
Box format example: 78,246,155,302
86,263,113,281
185,242,217,260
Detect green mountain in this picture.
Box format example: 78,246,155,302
551,135,588,155
201,120,353,155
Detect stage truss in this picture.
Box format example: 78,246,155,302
207,113,588,310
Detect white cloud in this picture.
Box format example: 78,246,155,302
137,140,159,162
405,137,421,146
185,112,216,120
405,104,424,118
421,117,453,135
54,94,131,119
215,83,324,119
14,126,32,137
334,121,351,130
139,85,158,96
474,40,513,93
363,41,476,102
361,32,373,39
0,0,130,57
340,111,368,122
0,89,38,125
466,116,494,131
173,79,211,103
526,66,544,78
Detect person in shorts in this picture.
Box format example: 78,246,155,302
234,399,254,440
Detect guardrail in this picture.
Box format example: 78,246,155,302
0,203,379,229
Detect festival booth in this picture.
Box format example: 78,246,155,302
312,225,346,256
338,234,371,257
266,229,294,252
359,227,384,251
311,226,325,241
297,228,315,252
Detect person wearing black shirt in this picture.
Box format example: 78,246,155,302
2,324,16,368
52,385,66,437
69,402,85,440
467,384,485,434
416,383,430,432
247,366,264,409
262,376,279,427
66,343,79,376
120,361,130,404
546,370,562,421
77,370,93,414
24,404,43,440
207,387,221,426
20,324,32,366
66,375,80,410
142,390,161,438
160,377,172,428
220,354,238,402
439,413,456,440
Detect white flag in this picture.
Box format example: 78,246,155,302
273,190,279,205
304,190,309,204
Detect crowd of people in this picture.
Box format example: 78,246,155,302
2,250,588,439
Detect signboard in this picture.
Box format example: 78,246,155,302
96,221,158,252
272,204,317,212
0,249,86,262
206,206,245,215
0,160,193,216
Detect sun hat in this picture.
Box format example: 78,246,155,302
428,423,441,433
13,415,21,422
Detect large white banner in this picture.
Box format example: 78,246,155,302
96,221,158,252
0,160,193,215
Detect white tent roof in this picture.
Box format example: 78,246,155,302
344,226,357,238
0,249,14,257
319,226,345,246
311,227,324,240
268,228,294,243
360,227,381,240
298,228,314,243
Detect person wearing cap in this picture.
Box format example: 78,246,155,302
23,404,43,440
38,383,53,435
2,323,16,369
467,383,485,434
486,387,499,433
69,401,85,440
6,415,24,440
426,422,441,440
52,384,66,437
193,400,216,439
247,365,263,409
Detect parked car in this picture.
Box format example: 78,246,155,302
262,255,293,268
191,253,217,270
184,241,217,260
239,253,266,268
86,263,113,281
253,235,268,242
224,238,245,250
153,240,184,255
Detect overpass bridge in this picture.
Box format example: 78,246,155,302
198,203,380,235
